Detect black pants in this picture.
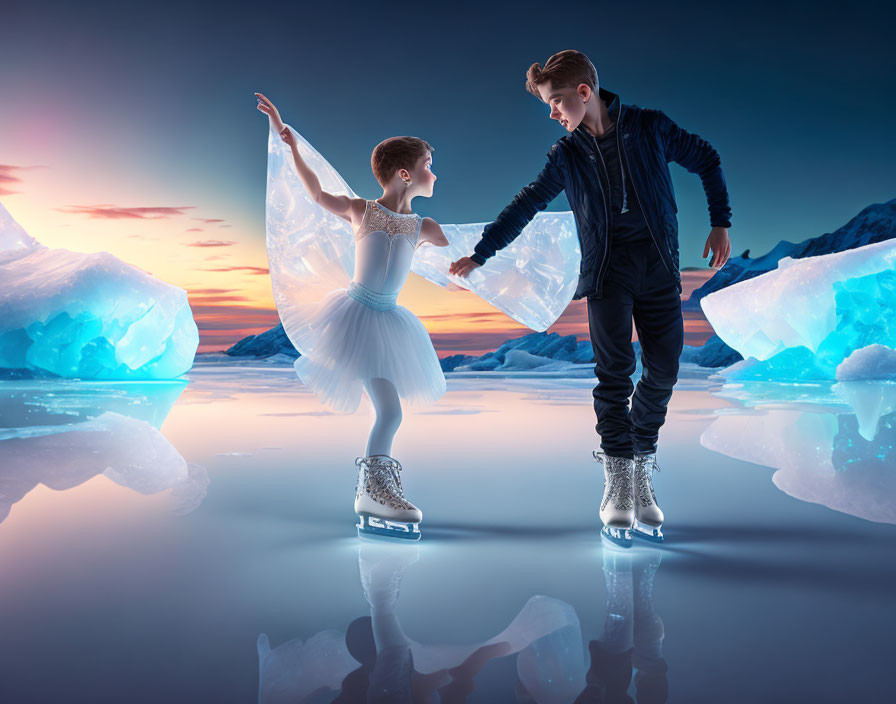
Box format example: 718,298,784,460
587,238,683,459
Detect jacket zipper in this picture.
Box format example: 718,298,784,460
616,106,674,280
590,136,611,297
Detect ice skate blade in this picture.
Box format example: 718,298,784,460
601,525,632,549
633,521,664,543
357,515,421,542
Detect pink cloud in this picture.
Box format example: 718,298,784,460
203,265,270,275
0,163,44,196
186,239,238,247
55,204,194,219
193,218,226,224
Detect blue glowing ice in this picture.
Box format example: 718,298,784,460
0,201,198,379
700,238,896,381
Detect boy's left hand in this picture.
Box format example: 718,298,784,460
703,227,730,269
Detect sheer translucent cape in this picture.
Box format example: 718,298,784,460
264,122,580,359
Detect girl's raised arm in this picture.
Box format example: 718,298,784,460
256,92,363,224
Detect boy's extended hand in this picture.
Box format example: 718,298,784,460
449,256,481,278
704,227,731,269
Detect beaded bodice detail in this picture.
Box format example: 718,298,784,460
352,200,422,295
358,200,421,243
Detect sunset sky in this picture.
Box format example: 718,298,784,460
2,1,893,355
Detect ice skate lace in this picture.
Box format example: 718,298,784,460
355,455,415,510
634,454,661,507
593,451,634,511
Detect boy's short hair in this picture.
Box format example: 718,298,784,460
525,50,599,98
371,136,433,186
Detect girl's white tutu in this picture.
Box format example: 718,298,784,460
292,285,446,414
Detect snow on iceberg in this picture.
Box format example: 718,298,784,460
0,201,198,379
836,344,896,381
700,238,896,381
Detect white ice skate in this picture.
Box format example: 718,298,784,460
593,451,635,548
354,455,422,541
633,452,664,543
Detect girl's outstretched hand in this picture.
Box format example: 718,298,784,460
278,126,297,148
255,92,283,126
449,256,481,278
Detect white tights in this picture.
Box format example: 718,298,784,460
364,377,402,457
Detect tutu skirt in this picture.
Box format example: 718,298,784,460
291,287,446,414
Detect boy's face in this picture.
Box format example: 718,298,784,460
537,80,591,132
406,151,436,197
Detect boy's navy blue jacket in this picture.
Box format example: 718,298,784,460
470,88,732,300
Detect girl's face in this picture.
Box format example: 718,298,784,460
409,151,436,197
538,81,589,132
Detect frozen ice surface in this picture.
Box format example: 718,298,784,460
703,379,896,522
2,365,895,702
701,238,896,381
0,381,207,523
0,201,198,379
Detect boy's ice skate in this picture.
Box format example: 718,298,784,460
355,455,422,541
593,451,634,548
633,452,664,543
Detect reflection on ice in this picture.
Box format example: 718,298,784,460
258,541,588,703
257,541,668,703
702,379,896,523
577,550,667,703
0,381,208,523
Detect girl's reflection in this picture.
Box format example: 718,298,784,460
257,544,668,703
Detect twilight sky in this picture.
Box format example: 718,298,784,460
1,0,893,353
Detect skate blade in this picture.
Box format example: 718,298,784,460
633,521,664,543
357,515,421,541
601,525,632,549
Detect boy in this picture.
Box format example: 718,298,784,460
449,50,732,547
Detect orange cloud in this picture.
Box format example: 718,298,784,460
188,287,246,295
55,204,195,219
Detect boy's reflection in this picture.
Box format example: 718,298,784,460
571,550,667,704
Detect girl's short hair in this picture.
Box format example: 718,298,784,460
371,136,433,186
525,50,599,98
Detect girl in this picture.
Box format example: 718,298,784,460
256,93,449,541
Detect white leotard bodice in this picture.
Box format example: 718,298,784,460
352,200,423,295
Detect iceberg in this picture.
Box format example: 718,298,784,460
0,200,198,379
700,238,896,381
